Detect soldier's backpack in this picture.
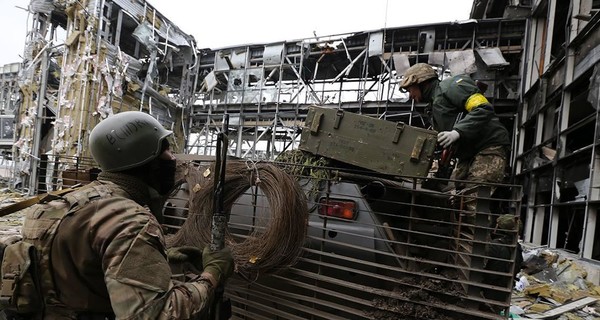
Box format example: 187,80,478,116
0,240,42,314
0,184,108,317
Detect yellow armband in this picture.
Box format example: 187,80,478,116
465,93,489,112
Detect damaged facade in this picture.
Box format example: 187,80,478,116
471,1,600,261
0,63,19,152
503,0,600,262
12,0,197,192
4,0,600,281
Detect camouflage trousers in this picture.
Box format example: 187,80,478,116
453,145,508,216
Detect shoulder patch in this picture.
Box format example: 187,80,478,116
114,221,170,292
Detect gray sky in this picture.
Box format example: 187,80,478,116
0,0,473,66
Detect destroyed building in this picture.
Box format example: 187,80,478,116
0,0,600,319
0,62,19,175
9,0,196,193
1,0,599,300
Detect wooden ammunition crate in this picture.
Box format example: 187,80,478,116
299,106,437,177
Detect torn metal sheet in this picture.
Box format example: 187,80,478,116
446,50,477,74
573,179,590,201
368,32,384,57
226,70,246,103
476,47,510,68
588,63,600,109
29,0,55,14
105,43,142,81
132,21,158,51
216,49,247,71
429,50,477,75
201,71,219,92
112,0,192,47
419,29,436,53
393,53,411,76
263,44,284,65
215,51,232,71
428,52,446,68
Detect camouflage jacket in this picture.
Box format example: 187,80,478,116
430,74,510,161
21,173,213,319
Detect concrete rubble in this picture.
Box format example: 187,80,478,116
511,244,600,319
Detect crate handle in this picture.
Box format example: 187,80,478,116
393,122,405,143
410,136,425,162
333,110,344,129
310,112,324,134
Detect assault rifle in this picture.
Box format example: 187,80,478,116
422,146,456,191
435,147,456,180
422,109,464,191
208,114,231,320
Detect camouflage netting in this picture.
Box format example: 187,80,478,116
167,160,308,279
274,150,332,180
274,150,336,198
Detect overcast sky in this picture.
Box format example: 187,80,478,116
0,0,473,66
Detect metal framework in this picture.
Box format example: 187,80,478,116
188,19,526,160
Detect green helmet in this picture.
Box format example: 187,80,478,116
496,214,519,231
399,63,438,89
89,111,173,172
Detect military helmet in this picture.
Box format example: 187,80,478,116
89,111,173,172
399,63,438,89
496,214,519,231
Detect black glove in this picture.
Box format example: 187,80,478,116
202,246,234,285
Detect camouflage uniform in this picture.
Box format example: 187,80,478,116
481,214,523,308
22,171,213,319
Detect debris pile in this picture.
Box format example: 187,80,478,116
511,246,600,319
0,189,26,239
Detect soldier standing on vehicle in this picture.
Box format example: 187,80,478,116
481,214,523,310
1,111,234,319
400,63,511,215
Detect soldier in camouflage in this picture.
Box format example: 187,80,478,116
20,111,234,319
481,214,523,311
400,63,511,212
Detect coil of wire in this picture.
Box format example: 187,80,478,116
167,160,308,279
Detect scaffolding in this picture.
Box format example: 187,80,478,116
188,19,526,161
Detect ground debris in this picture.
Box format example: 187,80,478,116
513,246,600,319
0,190,27,238
366,277,464,320
369,297,455,320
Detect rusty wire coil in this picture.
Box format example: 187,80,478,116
167,160,308,279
